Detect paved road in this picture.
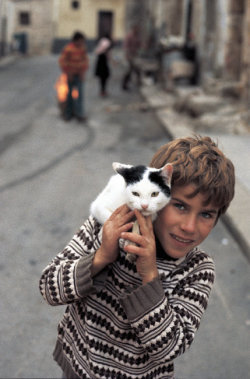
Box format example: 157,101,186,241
0,53,249,378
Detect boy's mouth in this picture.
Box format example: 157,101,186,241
171,233,194,244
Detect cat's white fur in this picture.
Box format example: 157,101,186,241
90,162,173,225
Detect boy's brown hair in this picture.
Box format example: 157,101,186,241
150,135,235,218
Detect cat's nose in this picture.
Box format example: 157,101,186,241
141,204,149,210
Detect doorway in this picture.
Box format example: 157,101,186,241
98,11,113,39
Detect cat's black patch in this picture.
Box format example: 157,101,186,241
118,165,146,184
149,171,171,197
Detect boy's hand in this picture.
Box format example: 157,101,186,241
121,210,159,285
91,205,134,276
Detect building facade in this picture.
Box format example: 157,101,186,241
9,0,54,55
126,0,250,107
0,0,15,56
1,0,249,107
53,0,127,52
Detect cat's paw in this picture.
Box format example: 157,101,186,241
126,252,137,263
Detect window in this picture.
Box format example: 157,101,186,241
19,12,30,25
71,0,80,9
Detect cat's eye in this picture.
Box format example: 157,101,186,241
132,192,140,197
151,192,159,197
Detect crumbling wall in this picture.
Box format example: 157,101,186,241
224,0,245,80
241,0,250,106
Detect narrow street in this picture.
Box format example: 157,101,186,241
0,53,249,379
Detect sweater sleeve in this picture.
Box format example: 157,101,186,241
39,216,105,306
120,253,215,363
58,45,70,73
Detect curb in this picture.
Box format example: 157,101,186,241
141,85,250,262
0,54,20,68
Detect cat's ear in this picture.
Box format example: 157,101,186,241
160,163,173,186
112,162,132,174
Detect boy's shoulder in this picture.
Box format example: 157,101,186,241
161,248,215,287
187,247,214,263
184,247,215,274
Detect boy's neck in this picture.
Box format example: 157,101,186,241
156,237,178,261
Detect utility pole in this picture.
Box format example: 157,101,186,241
0,0,8,57
242,0,250,107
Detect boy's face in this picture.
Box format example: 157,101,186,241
74,39,84,48
154,184,219,259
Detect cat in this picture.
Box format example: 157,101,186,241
90,162,173,261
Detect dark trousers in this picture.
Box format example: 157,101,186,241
100,76,108,94
122,59,141,89
65,75,84,118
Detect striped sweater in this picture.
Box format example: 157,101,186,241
39,216,215,379
59,42,89,76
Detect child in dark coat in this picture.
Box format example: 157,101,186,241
94,34,113,97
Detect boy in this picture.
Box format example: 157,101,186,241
59,31,89,122
39,135,235,378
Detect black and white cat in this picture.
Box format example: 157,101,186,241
90,162,173,224
90,162,173,261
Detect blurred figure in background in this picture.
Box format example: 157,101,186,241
121,25,141,91
59,31,89,122
183,33,199,85
94,34,113,97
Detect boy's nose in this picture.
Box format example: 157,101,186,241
181,215,196,234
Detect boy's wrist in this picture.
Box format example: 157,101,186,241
91,248,111,276
120,276,165,321
142,270,159,285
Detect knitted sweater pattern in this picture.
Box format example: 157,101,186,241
59,42,89,76
39,216,215,379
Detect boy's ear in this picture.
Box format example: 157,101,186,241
161,163,173,186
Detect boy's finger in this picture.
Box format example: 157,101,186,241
145,215,153,230
109,204,129,220
121,231,147,248
120,222,134,233
134,209,145,222
121,231,139,243
134,210,153,232
119,204,131,214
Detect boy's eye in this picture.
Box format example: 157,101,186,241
174,202,185,210
132,192,140,197
151,192,159,197
201,212,213,219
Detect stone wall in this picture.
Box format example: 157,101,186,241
241,0,250,106
12,0,53,55
224,0,245,80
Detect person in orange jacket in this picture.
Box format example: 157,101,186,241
59,31,89,122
